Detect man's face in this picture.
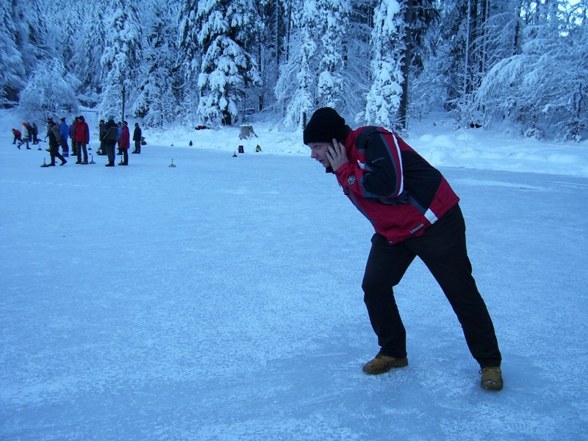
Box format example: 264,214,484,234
308,142,332,169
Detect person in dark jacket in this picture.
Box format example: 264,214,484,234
31,122,39,144
42,118,67,167
132,123,142,154
69,117,78,156
303,107,503,391
103,116,118,167
97,120,106,155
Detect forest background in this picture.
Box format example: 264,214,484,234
1,0,587,141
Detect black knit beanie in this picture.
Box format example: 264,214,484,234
303,107,349,144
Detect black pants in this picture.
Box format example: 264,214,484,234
77,143,88,163
105,141,116,165
60,138,69,155
361,205,502,368
50,143,65,165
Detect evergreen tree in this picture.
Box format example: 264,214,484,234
177,0,202,117
316,0,351,108
132,1,179,127
257,0,290,113
397,0,439,131
363,0,404,128
0,1,25,105
3,0,586,139
275,1,318,128
195,0,262,126
277,0,360,127
63,2,108,107
427,0,468,116
565,0,588,140
11,0,48,75
338,0,377,122
100,0,143,119
477,0,588,140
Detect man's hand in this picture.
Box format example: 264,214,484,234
326,139,348,171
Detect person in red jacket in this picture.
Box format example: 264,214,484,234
73,115,90,164
118,121,130,166
12,128,22,146
303,107,503,391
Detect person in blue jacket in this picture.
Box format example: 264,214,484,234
59,117,70,157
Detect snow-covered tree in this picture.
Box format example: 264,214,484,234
257,0,291,113
132,2,179,127
18,58,80,120
338,0,379,122
0,1,25,105
99,0,143,120
11,0,48,74
58,2,108,107
195,0,262,126
177,0,202,116
316,0,350,108
476,0,588,140
396,0,439,130
275,1,317,128
277,0,356,128
2,0,585,139
363,0,404,127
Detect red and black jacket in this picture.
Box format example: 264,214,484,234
334,126,460,244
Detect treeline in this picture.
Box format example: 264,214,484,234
1,0,586,140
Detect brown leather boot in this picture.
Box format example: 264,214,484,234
480,367,503,391
362,353,408,375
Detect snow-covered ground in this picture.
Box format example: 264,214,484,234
1,109,587,440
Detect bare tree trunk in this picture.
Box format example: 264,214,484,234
463,0,471,99
285,2,292,63
513,0,523,55
480,0,489,75
398,0,416,132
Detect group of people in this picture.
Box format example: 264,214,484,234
97,117,142,167
34,115,143,167
12,122,40,149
